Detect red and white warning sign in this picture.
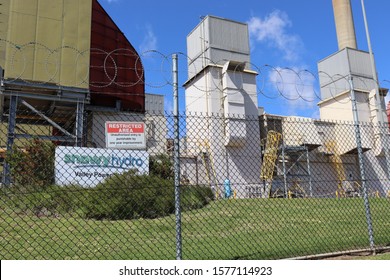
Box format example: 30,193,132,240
105,122,146,149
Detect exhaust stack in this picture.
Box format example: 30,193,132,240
332,0,357,50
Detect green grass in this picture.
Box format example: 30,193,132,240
360,252,390,260
1,198,389,260
328,252,390,260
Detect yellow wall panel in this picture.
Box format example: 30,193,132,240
75,0,93,88
61,0,92,88
10,0,38,15
3,0,92,89
38,0,62,21
35,17,62,83
0,0,11,69
0,0,10,38
35,15,62,49
6,12,38,80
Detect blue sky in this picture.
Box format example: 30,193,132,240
99,0,390,117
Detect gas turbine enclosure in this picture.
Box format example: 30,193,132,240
186,15,251,80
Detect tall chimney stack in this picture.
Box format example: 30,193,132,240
332,0,357,50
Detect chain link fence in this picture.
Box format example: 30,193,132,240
0,106,389,259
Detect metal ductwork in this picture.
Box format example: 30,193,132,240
332,0,357,50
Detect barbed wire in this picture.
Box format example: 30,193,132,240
1,39,389,107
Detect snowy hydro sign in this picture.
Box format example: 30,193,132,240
55,146,149,187
105,122,146,150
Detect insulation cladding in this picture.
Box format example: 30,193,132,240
89,0,145,112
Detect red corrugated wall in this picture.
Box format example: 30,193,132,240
89,0,145,112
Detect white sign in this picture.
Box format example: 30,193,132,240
105,121,146,149
55,146,149,187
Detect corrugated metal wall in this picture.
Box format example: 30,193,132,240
3,0,92,88
145,94,164,113
89,0,145,112
0,0,10,67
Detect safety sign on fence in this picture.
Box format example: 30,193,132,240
105,122,146,150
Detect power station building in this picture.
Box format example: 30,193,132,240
182,1,389,198
0,0,389,197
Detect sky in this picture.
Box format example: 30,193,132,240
99,0,390,118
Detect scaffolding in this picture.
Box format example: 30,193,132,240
279,145,312,198
259,129,313,199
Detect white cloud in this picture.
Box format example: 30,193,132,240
248,10,303,62
139,25,158,54
249,11,318,115
268,67,318,115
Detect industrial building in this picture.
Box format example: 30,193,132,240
182,0,390,198
0,0,165,185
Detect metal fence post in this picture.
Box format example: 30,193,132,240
3,95,18,185
75,101,85,147
349,76,375,252
172,53,182,260
281,143,288,198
